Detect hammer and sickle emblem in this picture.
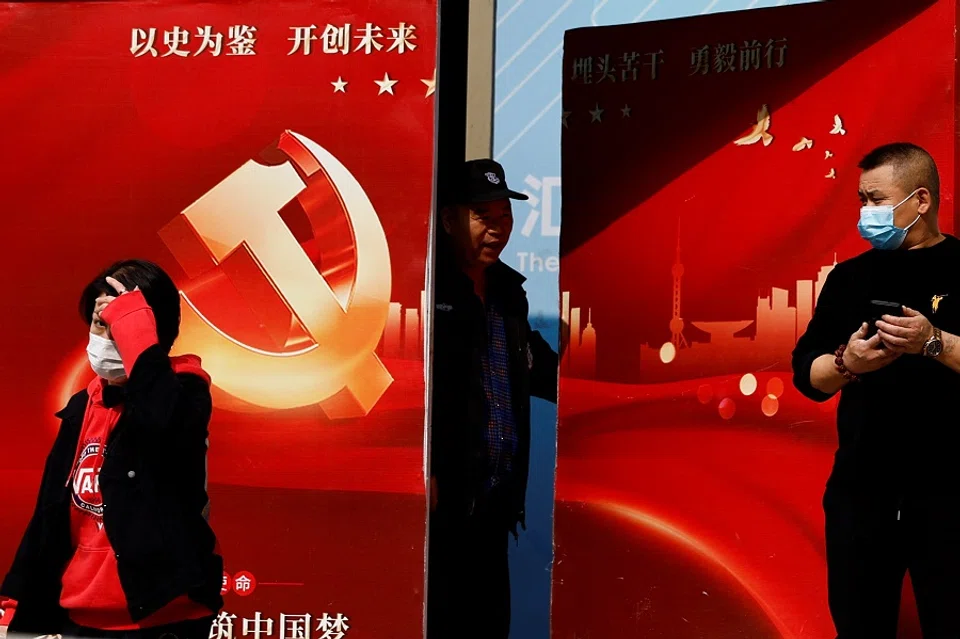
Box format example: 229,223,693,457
159,131,392,417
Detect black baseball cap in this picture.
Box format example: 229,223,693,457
451,159,529,205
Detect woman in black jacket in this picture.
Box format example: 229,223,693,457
0,260,223,639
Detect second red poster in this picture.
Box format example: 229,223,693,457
557,1,955,637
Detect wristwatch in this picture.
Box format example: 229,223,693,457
923,327,944,358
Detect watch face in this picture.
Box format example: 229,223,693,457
927,339,944,358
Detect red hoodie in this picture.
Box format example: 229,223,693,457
1,292,214,632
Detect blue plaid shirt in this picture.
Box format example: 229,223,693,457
480,301,518,492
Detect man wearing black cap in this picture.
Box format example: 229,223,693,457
427,159,558,639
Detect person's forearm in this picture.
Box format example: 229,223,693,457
100,291,158,376
810,353,852,396
936,331,960,374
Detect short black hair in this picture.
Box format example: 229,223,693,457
858,142,941,211
79,259,181,352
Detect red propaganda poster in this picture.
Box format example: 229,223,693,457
557,1,956,638
0,1,436,638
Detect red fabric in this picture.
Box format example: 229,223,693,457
168,353,212,387
99,291,158,377
0,598,15,628
59,294,213,630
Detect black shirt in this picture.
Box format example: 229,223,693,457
793,235,960,496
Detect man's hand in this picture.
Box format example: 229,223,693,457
876,307,934,354
809,323,898,395
844,322,900,374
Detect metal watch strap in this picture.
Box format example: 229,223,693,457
924,327,943,357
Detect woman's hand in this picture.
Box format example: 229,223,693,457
105,276,134,296
94,277,139,326
92,293,116,327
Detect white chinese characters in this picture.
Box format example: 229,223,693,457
131,26,257,57
520,176,561,239
286,23,417,56
131,23,417,58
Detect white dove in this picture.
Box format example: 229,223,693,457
825,150,834,159
830,114,846,136
825,168,837,179
792,137,814,152
734,104,774,147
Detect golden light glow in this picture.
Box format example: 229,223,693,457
739,373,758,396
761,394,779,417
659,342,676,364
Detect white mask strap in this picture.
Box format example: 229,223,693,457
893,188,921,210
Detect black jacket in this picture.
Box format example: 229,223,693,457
1,345,223,633
431,258,558,531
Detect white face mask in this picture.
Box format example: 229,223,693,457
87,333,126,380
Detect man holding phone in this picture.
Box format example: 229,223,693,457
793,143,960,638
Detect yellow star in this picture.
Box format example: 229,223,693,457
375,72,398,96
331,77,347,93
421,69,436,97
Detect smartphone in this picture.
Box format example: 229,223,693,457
867,300,902,338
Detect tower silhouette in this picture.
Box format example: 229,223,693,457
670,224,689,349
576,308,597,378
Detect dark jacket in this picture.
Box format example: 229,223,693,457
1,345,223,634
431,258,558,531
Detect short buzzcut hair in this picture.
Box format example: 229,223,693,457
858,142,941,213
